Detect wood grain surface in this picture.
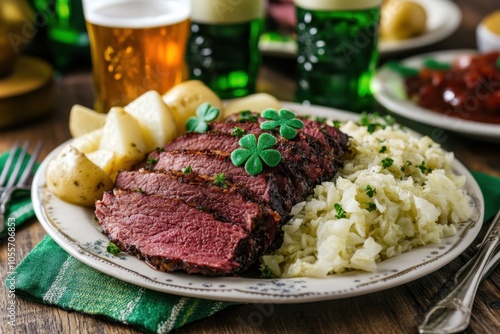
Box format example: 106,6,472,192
1,1,500,333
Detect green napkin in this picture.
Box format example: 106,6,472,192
471,171,500,222
10,236,234,334
0,150,38,239
5,168,500,333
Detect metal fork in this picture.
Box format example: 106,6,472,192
419,209,500,333
0,140,43,233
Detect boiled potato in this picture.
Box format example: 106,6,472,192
99,107,147,171
46,145,113,207
69,104,107,138
162,80,223,134
124,90,177,151
380,0,427,40
70,129,102,154
223,93,283,117
86,149,116,178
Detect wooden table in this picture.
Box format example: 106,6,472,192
1,1,499,333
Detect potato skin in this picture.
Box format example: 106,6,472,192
46,145,114,207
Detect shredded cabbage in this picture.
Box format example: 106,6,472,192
261,120,472,277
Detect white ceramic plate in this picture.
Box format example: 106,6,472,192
259,0,462,57
372,49,500,142
33,102,484,303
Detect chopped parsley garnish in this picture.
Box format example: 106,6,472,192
213,173,228,188
400,166,405,172
147,156,158,164
232,126,246,137
381,157,394,169
106,242,121,255
364,185,377,198
314,116,327,123
406,160,413,166
332,120,341,128
181,166,193,174
334,203,347,219
238,110,258,123
417,161,432,174
360,112,395,134
137,187,143,193
260,264,272,279
365,202,377,212
379,145,387,153
155,147,165,152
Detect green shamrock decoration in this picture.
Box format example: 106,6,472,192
231,133,282,176
260,108,304,139
186,102,220,133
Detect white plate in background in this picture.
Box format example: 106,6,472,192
372,49,500,142
259,0,462,57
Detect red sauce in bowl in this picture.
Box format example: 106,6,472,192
405,51,500,124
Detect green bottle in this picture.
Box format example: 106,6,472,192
32,0,90,72
187,0,264,99
295,0,382,113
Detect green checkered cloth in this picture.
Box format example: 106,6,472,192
10,237,234,333
3,147,500,333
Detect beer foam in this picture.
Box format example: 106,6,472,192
84,0,190,28
294,0,382,11
190,0,264,24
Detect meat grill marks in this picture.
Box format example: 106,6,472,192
96,112,350,276
115,169,281,251
143,149,291,218
162,121,346,200
221,112,349,158
96,189,254,276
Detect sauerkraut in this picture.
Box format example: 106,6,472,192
261,117,472,278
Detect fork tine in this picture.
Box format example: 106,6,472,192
5,140,30,189
18,140,43,186
0,140,20,187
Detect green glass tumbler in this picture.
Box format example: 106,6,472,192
295,0,381,113
186,0,264,99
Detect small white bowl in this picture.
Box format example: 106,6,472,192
476,12,500,52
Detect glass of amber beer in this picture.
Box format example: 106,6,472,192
82,0,191,112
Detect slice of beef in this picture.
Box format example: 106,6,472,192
163,130,319,181
207,122,342,199
96,189,255,276
97,113,351,277
209,121,262,135
143,149,292,217
300,118,350,157
221,111,350,157
164,131,240,152
114,169,281,251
